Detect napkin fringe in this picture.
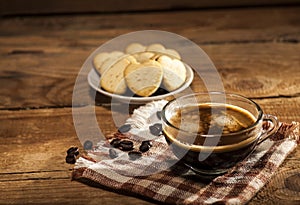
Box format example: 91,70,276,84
283,121,299,142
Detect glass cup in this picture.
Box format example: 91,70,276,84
161,92,279,175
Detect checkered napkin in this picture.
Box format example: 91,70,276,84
72,100,299,205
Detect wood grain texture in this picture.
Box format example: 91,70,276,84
0,175,154,205
0,7,300,108
1,5,300,205
1,7,300,43
250,167,300,205
2,99,299,173
1,42,299,108
0,106,150,205
1,0,300,16
0,99,299,204
0,106,124,173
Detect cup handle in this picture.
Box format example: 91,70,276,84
257,114,279,144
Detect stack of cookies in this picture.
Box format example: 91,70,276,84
93,43,187,97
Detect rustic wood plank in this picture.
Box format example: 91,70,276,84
0,106,122,173
0,106,154,204
253,97,300,123
0,98,299,204
1,5,299,205
1,42,299,108
203,43,300,98
1,7,300,43
249,145,300,204
0,7,300,109
1,98,299,173
0,177,154,205
1,0,299,16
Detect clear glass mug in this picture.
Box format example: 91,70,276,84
161,92,279,175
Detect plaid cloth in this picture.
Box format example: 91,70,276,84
72,100,299,205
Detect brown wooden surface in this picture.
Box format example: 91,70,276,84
0,5,300,205
1,0,300,16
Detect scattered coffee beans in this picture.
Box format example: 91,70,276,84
84,140,93,150
142,140,152,147
67,147,79,156
108,136,153,161
66,147,80,164
128,151,142,160
149,123,162,136
139,140,152,152
118,124,131,133
110,138,121,148
119,140,134,151
65,155,76,164
139,143,150,152
109,148,118,159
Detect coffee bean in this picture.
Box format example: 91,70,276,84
118,124,131,133
119,140,134,151
120,140,133,146
139,140,152,152
128,151,142,160
149,126,160,136
65,155,76,164
156,111,162,120
110,138,121,148
139,143,150,152
67,147,79,156
154,123,162,129
109,148,118,159
142,140,152,147
149,123,162,136
84,140,93,150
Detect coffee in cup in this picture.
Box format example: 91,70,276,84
161,92,278,175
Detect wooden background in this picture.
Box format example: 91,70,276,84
1,0,300,15
0,1,300,204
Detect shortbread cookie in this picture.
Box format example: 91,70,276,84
124,60,163,97
99,51,124,74
93,52,110,72
164,49,181,59
100,56,132,94
133,52,155,63
158,55,186,91
125,43,146,54
146,43,166,52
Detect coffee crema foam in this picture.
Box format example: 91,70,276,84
163,103,260,152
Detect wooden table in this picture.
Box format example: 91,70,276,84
1,4,300,205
